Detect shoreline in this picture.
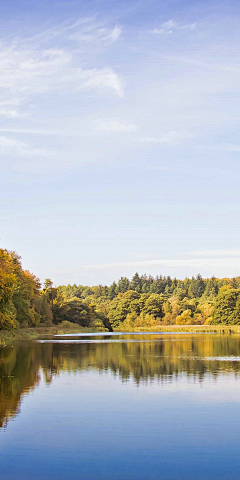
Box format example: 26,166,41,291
1,323,240,345
116,324,240,334
0,323,97,346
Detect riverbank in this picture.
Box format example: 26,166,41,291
0,322,97,346
116,324,240,334
1,323,240,346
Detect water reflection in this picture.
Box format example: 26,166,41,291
1,333,240,428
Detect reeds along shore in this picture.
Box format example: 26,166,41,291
119,325,240,333
1,323,240,347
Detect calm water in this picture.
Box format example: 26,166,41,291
1,333,240,480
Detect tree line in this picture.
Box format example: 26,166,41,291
1,247,240,330
0,248,106,331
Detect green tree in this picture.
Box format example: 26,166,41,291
143,293,164,319
109,281,118,299
129,273,142,293
118,277,130,293
212,287,240,324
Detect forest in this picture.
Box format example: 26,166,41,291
1,247,240,331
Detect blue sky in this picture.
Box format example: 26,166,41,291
1,0,240,286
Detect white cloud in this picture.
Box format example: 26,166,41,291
68,21,122,45
29,17,95,43
0,136,52,156
79,67,124,97
103,25,123,43
0,108,28,118
140,131,193,145
164,55,238,73
83,257,240,272
0,127,58,135
161,20,178,30
202,144,240,153
217,144,240,152
188,249,240,257
151,28,173,35
97,119,137,133
150,19,196,35
0,46,123,98
180,22,196,31
29,17,122,47
152,20,177,34
0,19,124,115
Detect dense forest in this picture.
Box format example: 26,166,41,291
1,247,240,331
0,248,106,331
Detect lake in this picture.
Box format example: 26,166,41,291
1,332,240,480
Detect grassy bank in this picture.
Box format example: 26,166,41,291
117,325,240,334
0,322,97,346
2,323,240,346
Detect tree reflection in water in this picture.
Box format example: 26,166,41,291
1,333,240,428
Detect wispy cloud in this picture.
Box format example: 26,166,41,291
83,256,240,272
79,67,124,97
68,23,122,45
0,127,59,135
0,136,52,156
151,20,177,35
163,55,238,73
0,46,123,100
188,249,240,257
150,20,196,35
0,18,124,118
0,108,28,118
140,131,193,145
28,17,122,46
28,17,95,43
216,144,240,152
97,119,137,133
104,25,122,44
180,22,196,31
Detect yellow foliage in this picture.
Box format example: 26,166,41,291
175,309,192,325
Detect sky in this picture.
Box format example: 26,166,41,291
1,0,240,286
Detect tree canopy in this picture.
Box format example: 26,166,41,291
1,247,240,331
